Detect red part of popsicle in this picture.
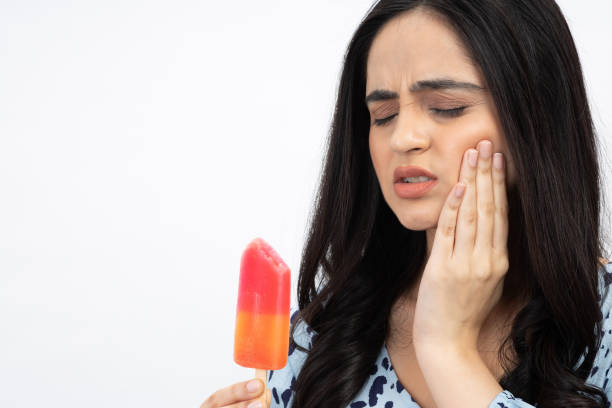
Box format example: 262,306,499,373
233,237,291,370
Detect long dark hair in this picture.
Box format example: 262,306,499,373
289,0,611,406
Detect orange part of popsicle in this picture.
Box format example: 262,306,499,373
233,237,291,370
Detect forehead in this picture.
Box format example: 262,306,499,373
365,8,483,93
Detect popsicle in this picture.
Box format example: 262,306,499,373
234,237,291,386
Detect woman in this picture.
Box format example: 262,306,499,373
202,0,612,406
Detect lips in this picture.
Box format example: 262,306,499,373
393,166,438,183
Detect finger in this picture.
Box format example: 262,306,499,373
255,387,271,408
453,147,478,257
224,399,264,408
200,379,264,408
492,152,509,254
474,140,494,252
224,398,266,408
227,389,270,408
431,182,466,259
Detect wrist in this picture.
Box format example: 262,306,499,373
413,332,479,354
413,338,479,364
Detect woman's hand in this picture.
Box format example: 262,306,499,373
200,378,272,408
412,139,509,352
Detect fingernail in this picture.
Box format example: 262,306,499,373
479,141,492,159
468,149,478,167
246,379,262,393
247,402,263,408
493,153,504,169
455,183,466,198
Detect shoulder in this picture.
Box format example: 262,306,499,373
286,305,318,373
597,259,612,304
582,260,612,387
345,344,418,407
289,306,317,349
267,306,411,407
267,305,317,407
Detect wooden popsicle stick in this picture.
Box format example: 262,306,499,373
255,368,267,386
255,369,267,405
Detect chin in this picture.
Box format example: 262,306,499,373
386,195,442,231
394,213,437,231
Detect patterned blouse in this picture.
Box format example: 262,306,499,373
267,261,612,407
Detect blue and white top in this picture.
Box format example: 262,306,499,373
267,261,612,407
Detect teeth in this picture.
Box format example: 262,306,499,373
403,176,432,183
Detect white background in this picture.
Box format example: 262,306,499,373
0,1,610,407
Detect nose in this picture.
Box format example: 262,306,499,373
389,108,431,153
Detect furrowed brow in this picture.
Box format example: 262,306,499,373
365,78,485,105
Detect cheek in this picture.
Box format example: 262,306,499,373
369,135,387,179
435,140,469,182
441,118,504,170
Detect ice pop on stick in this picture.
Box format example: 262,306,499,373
234,237,291,385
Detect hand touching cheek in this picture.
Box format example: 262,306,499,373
411,139,509,351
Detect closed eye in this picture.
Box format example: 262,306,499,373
430,107,467,117
372,114,397,127
372,107,467,127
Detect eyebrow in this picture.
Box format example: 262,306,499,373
365,78,486,105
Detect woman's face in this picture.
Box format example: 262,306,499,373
366,8,517,236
